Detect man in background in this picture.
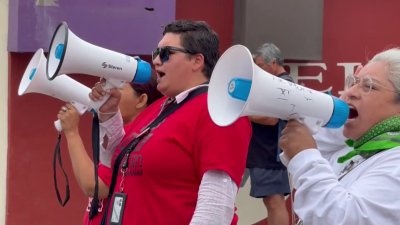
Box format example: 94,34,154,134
246,43,292,225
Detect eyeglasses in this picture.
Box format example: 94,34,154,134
345,74,399,94
152,46,194,64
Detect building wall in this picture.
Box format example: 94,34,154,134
6,1,400,225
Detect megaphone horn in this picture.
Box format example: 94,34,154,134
46,21,152,110
19,48,93,131
207,45,349,132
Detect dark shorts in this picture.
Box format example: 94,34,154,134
248,168,290,198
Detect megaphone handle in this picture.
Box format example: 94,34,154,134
297,117,322,134
90,79,124,111
54,120,63,132
53,102,91,132
72,101,91,114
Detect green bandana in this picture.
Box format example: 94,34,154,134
337,116,400,163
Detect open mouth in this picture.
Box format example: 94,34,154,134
156,70,165,78
348,107,358,119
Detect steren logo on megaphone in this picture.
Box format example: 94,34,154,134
101,62,123,71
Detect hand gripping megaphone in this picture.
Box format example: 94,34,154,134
46,21,152,110
207,45,349,132
19,48,93,132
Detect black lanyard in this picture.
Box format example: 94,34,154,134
89,111,101,218
100,86,208,225
53,110,100,210
53,133,70,206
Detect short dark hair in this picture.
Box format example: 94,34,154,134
163,20,220,79
129,69,162,105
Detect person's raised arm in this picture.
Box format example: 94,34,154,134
58,103,109,198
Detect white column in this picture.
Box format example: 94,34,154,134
0,0,8,225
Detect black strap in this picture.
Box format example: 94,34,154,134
89,111,101,219
53,133,70,206
100,86,208,225
52,111,100,210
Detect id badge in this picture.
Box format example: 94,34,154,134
109,192,127,225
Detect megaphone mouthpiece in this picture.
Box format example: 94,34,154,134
134,58,152,84
325,97,348,128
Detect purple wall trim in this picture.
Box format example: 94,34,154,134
8,0,175,54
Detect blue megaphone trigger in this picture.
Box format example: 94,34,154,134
55,44,65,60
228,78,252,101
29,68,37,80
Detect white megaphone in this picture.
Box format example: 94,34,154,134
19,48,93,132
46,21,152,110
207,45,349,133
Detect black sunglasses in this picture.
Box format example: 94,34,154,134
152,46,194,63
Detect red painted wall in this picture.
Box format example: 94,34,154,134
8,52,97,225
175,0,234,52
297,0,400,95
7,1,235,225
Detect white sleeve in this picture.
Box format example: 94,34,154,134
189,170,237,225
311,126,352,172
98,111,125,168
288,148,400,225
313,126,348,158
